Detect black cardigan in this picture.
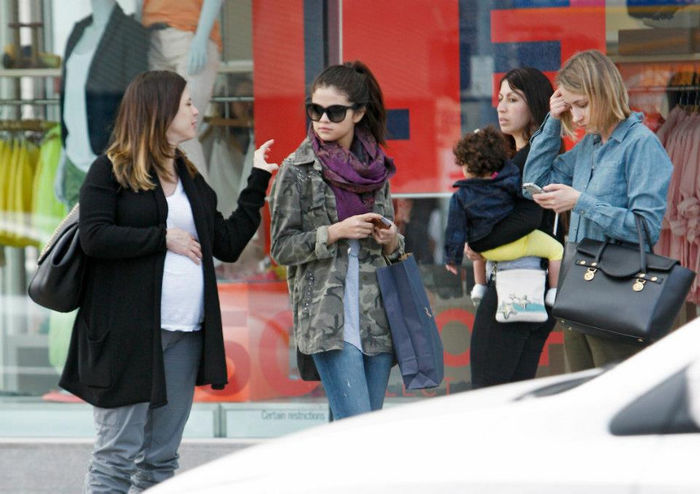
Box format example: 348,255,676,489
60,5,149,155
59,155,271,408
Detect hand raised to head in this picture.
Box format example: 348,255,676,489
549,89,570,120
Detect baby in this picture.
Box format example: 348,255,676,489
444,126,562,308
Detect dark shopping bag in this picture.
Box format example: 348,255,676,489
552,213,695,343
377,254,444,389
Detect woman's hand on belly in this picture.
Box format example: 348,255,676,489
166,227,202,265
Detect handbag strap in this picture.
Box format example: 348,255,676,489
633,212,655,253
633,213,648,274
593,212,653,274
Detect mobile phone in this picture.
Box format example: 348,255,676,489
371,216,392,229
522,182,544,195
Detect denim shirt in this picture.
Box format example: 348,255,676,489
523,112,672,244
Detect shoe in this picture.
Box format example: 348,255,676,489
470,283,487,309
545,288,557,307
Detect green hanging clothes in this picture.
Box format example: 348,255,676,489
0,139,8,245
0,139,19,245
0,139,10,212
2,138,40,247
32,125,67,247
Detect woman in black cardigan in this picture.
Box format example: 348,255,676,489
466,68,564,389
59,70,277,492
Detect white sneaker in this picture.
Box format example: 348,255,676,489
545,288,557,307
470,284,487,308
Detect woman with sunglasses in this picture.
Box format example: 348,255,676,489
270,61,404,420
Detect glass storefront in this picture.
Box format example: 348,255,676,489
1,0,697,438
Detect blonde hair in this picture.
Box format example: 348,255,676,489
556,50,630,138
107,71,197,191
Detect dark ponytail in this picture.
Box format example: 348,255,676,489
311,60,387,145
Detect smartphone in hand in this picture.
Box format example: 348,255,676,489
522,182,544,195
371,216,392,229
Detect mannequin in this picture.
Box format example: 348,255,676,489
48,0,149,393
74,0,114,52
139,0,224,180
56,0,149,207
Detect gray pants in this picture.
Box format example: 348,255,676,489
84,330,203,493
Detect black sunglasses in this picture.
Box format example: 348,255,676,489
305,102,362,123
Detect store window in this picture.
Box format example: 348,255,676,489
1,0,696,439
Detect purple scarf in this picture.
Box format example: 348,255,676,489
308,124,396,221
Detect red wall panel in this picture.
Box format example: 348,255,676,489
491,4,606,108
342,0,462,193
252,0,307,168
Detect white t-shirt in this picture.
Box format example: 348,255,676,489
161,180,205,331
63,49,98,172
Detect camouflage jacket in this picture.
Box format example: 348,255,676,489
270,138,404,356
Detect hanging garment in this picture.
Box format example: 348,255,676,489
0,139,21,245
655,107,700,304
206,128,254,217
0,139,10,213
0,135,40,247
32,125,67,247
12,139,40,247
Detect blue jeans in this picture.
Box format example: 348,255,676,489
312,344,393,420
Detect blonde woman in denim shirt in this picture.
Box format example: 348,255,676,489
523,50,673,371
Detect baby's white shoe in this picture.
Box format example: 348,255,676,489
470,284,487,308
545,287,557,307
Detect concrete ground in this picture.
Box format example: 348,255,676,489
0,438,256,493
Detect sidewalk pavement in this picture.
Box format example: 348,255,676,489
0,438,257,493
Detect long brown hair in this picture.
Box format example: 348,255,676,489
107,71,198,191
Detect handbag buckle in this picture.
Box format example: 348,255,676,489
584,267,597,281
633,279,646,292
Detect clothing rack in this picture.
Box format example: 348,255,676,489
203,116,252,128
0,119,57,131
206,95,253,127
0,98,59,106
210,96,253,103
628,85,700,93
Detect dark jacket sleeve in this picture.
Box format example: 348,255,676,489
469,198,542,252
79,156,166,259
211,167,271,262
444,194,468,265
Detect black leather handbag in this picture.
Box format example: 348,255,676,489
552,213,695,344
28,204,86,312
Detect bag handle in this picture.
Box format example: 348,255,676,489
592,212,653,273
634,213,655,253
383,252,410,266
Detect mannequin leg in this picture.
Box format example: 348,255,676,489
148,28,220,180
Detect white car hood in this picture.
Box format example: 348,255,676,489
151,320,700,493
150,370,604,493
